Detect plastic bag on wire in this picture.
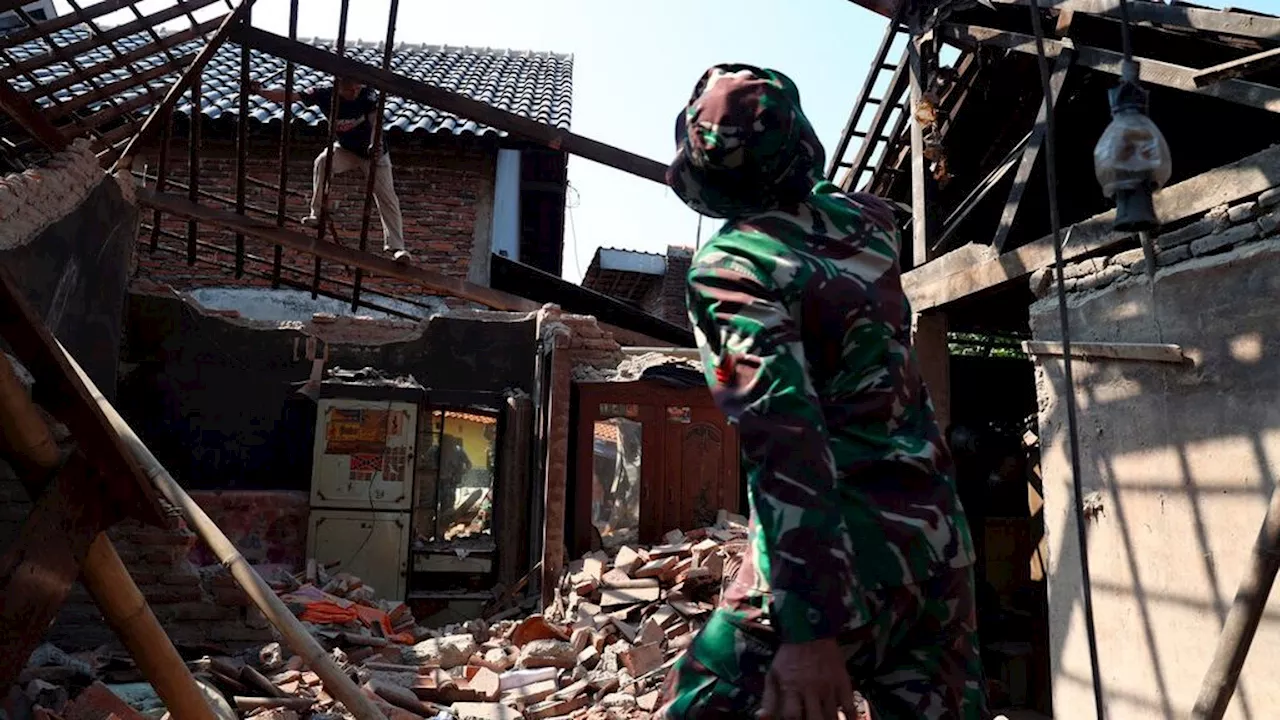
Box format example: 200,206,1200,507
1093,109,1172,198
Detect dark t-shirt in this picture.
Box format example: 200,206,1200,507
300,85,387,158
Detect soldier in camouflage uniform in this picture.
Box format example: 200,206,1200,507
657,64,986,720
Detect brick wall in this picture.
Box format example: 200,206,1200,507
133,135,496,303
641,245,693,331
46,489,310,652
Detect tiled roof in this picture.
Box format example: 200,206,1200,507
3,26,573,138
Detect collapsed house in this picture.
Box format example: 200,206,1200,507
5,0,1280,718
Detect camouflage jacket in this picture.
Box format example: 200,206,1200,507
668,64,975,644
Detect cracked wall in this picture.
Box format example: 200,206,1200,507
1031,188,1280,719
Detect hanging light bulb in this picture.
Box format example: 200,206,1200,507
1093,58,1173,232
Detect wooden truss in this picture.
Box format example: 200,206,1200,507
827,0,1280,310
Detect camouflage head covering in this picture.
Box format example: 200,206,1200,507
667,64,826,219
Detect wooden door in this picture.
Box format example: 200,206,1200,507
573,381,740,556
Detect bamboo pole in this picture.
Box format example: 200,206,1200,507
0,353,216,720
57,342,389,720
0,351,59,470
82,534,220,720
1192,485,1280,719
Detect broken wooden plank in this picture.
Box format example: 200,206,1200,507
0,455,112,688
233,25,667,184
0,81,68,152
1022,341,1187,364
0,270,165,523
903,142,1280,310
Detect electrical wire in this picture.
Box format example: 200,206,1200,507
1025,1,1107,716
566,181,584,280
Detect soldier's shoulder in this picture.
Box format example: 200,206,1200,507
691,227,792,281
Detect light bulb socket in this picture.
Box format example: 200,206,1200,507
1113,186,1158,233
1108,79,1149,116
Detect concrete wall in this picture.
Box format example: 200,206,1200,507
0,141,135,548
1031,190,1280,719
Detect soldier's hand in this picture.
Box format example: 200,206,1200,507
760,639,857,720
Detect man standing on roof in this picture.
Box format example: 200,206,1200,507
249,77,410,262
658,64,986,720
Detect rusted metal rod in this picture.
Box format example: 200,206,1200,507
113,0,256,174
273,0,299,289
187,71,202,265
149,110,173,251
352,0,400,313
60,347,389,720
313,0,352,300
235,4,252,278
1192,486,1280,719
142,225,431,317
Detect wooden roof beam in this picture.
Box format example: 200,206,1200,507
902,142,1280,311
939,22,1280,113
0,0,222,81
0,81,68,152
231,25,669,185
1194,45,1280,87
986,0,1280,42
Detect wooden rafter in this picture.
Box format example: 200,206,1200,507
232,25,669,184
907,10,935,267
939,23,1280,114
0,0,222,81
0,81,68,152
992,48,1074,252
113,0,255,172
988,0,1280,43
137,187,542,313
1193,45,1280,88
903,142,1280,311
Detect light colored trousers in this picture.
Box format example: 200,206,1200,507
311,145,405,251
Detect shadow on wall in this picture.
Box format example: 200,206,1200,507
117,292,537,492
1033,239,1280,720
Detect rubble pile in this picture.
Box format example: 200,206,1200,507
225,510,749,720
9,513,751,720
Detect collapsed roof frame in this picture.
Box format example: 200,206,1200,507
1,0,683,343
833,0,1280,311
833,1,1280,717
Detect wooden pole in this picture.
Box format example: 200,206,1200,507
57,344,389,720
0,354,214,719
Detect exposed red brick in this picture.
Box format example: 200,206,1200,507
132,137,495,302
63,683,147,720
